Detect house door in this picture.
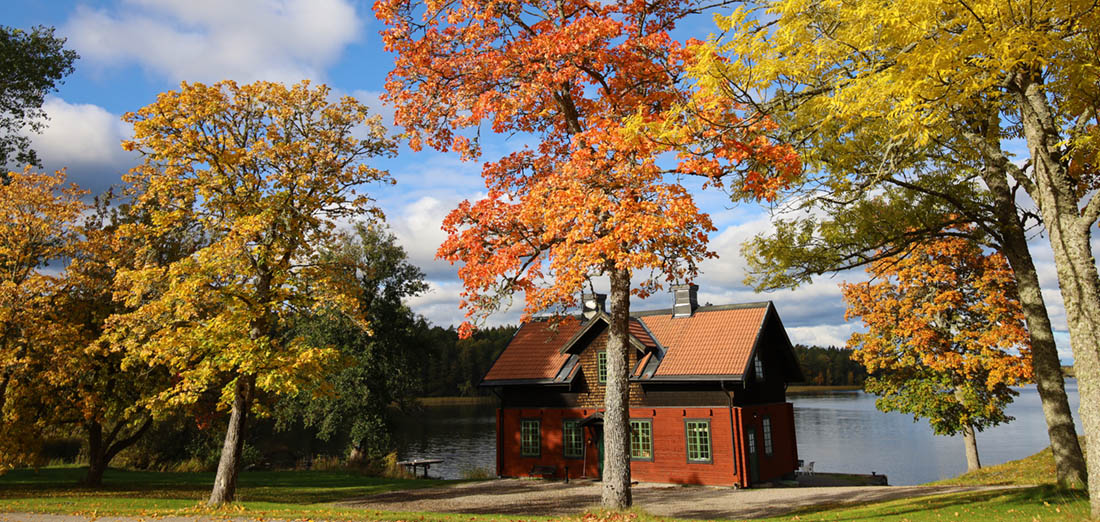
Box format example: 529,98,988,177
597,428,604,479
746,427,760,485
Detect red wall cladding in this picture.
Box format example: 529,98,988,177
738,402,798,484
499,406,741,486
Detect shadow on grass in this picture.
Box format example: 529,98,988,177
778,485,1087,521
0,466,457,504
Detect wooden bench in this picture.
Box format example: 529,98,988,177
530,465,557,479
397,458,444,478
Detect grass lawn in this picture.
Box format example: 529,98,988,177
0,466,532,521
759,486,1089,521
0,446,1093,521
931,441,1071,487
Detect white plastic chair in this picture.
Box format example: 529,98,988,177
799,460,815,475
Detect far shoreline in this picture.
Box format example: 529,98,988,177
413,384,865,406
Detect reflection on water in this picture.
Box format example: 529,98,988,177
391,403,498,480
792,379,1080,485
390,380,1080,484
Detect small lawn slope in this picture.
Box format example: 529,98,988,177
933,437,1086,487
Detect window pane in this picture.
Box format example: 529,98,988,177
686,421,710,462
597,352,607,383
521,420,540,457
563,420,583,458
630,420,652,459
763,417,773,455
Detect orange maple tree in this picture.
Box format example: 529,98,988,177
376,0,799,507
841,234,1032,471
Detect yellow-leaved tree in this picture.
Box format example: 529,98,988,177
0,167,86,470
110,80,395,504
682,0,1100,508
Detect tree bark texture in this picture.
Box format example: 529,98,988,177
961,422,982,472
601,267,632,509
982,167,1087,487
208,374,256,505
1016,76,1100,517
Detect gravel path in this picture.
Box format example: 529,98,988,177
0,479,1019,521
339,478,1018,519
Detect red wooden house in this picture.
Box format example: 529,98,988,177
480,285,803,487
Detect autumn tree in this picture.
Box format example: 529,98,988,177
110,80,396,504
376,0,798,508
40,193,206,486
0,167,86,470
275,223,427,459
0,25,79,170
679,0,1098,493
842,235,1032,472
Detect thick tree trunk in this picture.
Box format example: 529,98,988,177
601,267,632,509
208,374,256,505
84,422,106,487
1016,76,1100,517
961,422,981,472
983,167,1087,487
82,417,153,487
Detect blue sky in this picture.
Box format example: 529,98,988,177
5,0,1085,362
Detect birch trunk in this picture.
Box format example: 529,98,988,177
982,165,1087,487
208,373,256,505
1016,75,1100,517
962,422,981,472
601,267,632,509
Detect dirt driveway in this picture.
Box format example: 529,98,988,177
0,479,1017,521
340,478,1016,520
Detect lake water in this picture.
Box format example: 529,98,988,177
391,379,1081,485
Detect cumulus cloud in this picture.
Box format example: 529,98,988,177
63,0,363,84
17,97,135,196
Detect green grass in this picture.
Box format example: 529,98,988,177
758,485,1089,521
0,466,451,504
0,467,524,521
0,446,1092,522
931,437,1085,487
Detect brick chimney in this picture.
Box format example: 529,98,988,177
582,293,607,319
672,284,699,318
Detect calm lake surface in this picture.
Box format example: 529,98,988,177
391,379,1081,485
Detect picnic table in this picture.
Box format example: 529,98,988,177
397,458,444,478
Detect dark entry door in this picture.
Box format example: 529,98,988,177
597,428,604,479
746,427,760,484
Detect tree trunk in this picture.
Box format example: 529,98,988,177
1016,76,1100,517
208,374,256,505
961,422,981,472
982,166,1087,487
82,416,153,487
84,422,106,487
601,267,632,509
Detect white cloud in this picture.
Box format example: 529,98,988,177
17,97,135,195
63,0,363,84
786,323,859,348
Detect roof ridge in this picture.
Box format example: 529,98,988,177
630,301,772,317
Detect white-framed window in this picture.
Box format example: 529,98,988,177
754,356,765,381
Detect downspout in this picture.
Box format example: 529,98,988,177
492,387,503,478
722,380,742,488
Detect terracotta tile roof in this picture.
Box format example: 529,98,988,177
639,305,769,377
628,318,659,350
482,317,581,382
